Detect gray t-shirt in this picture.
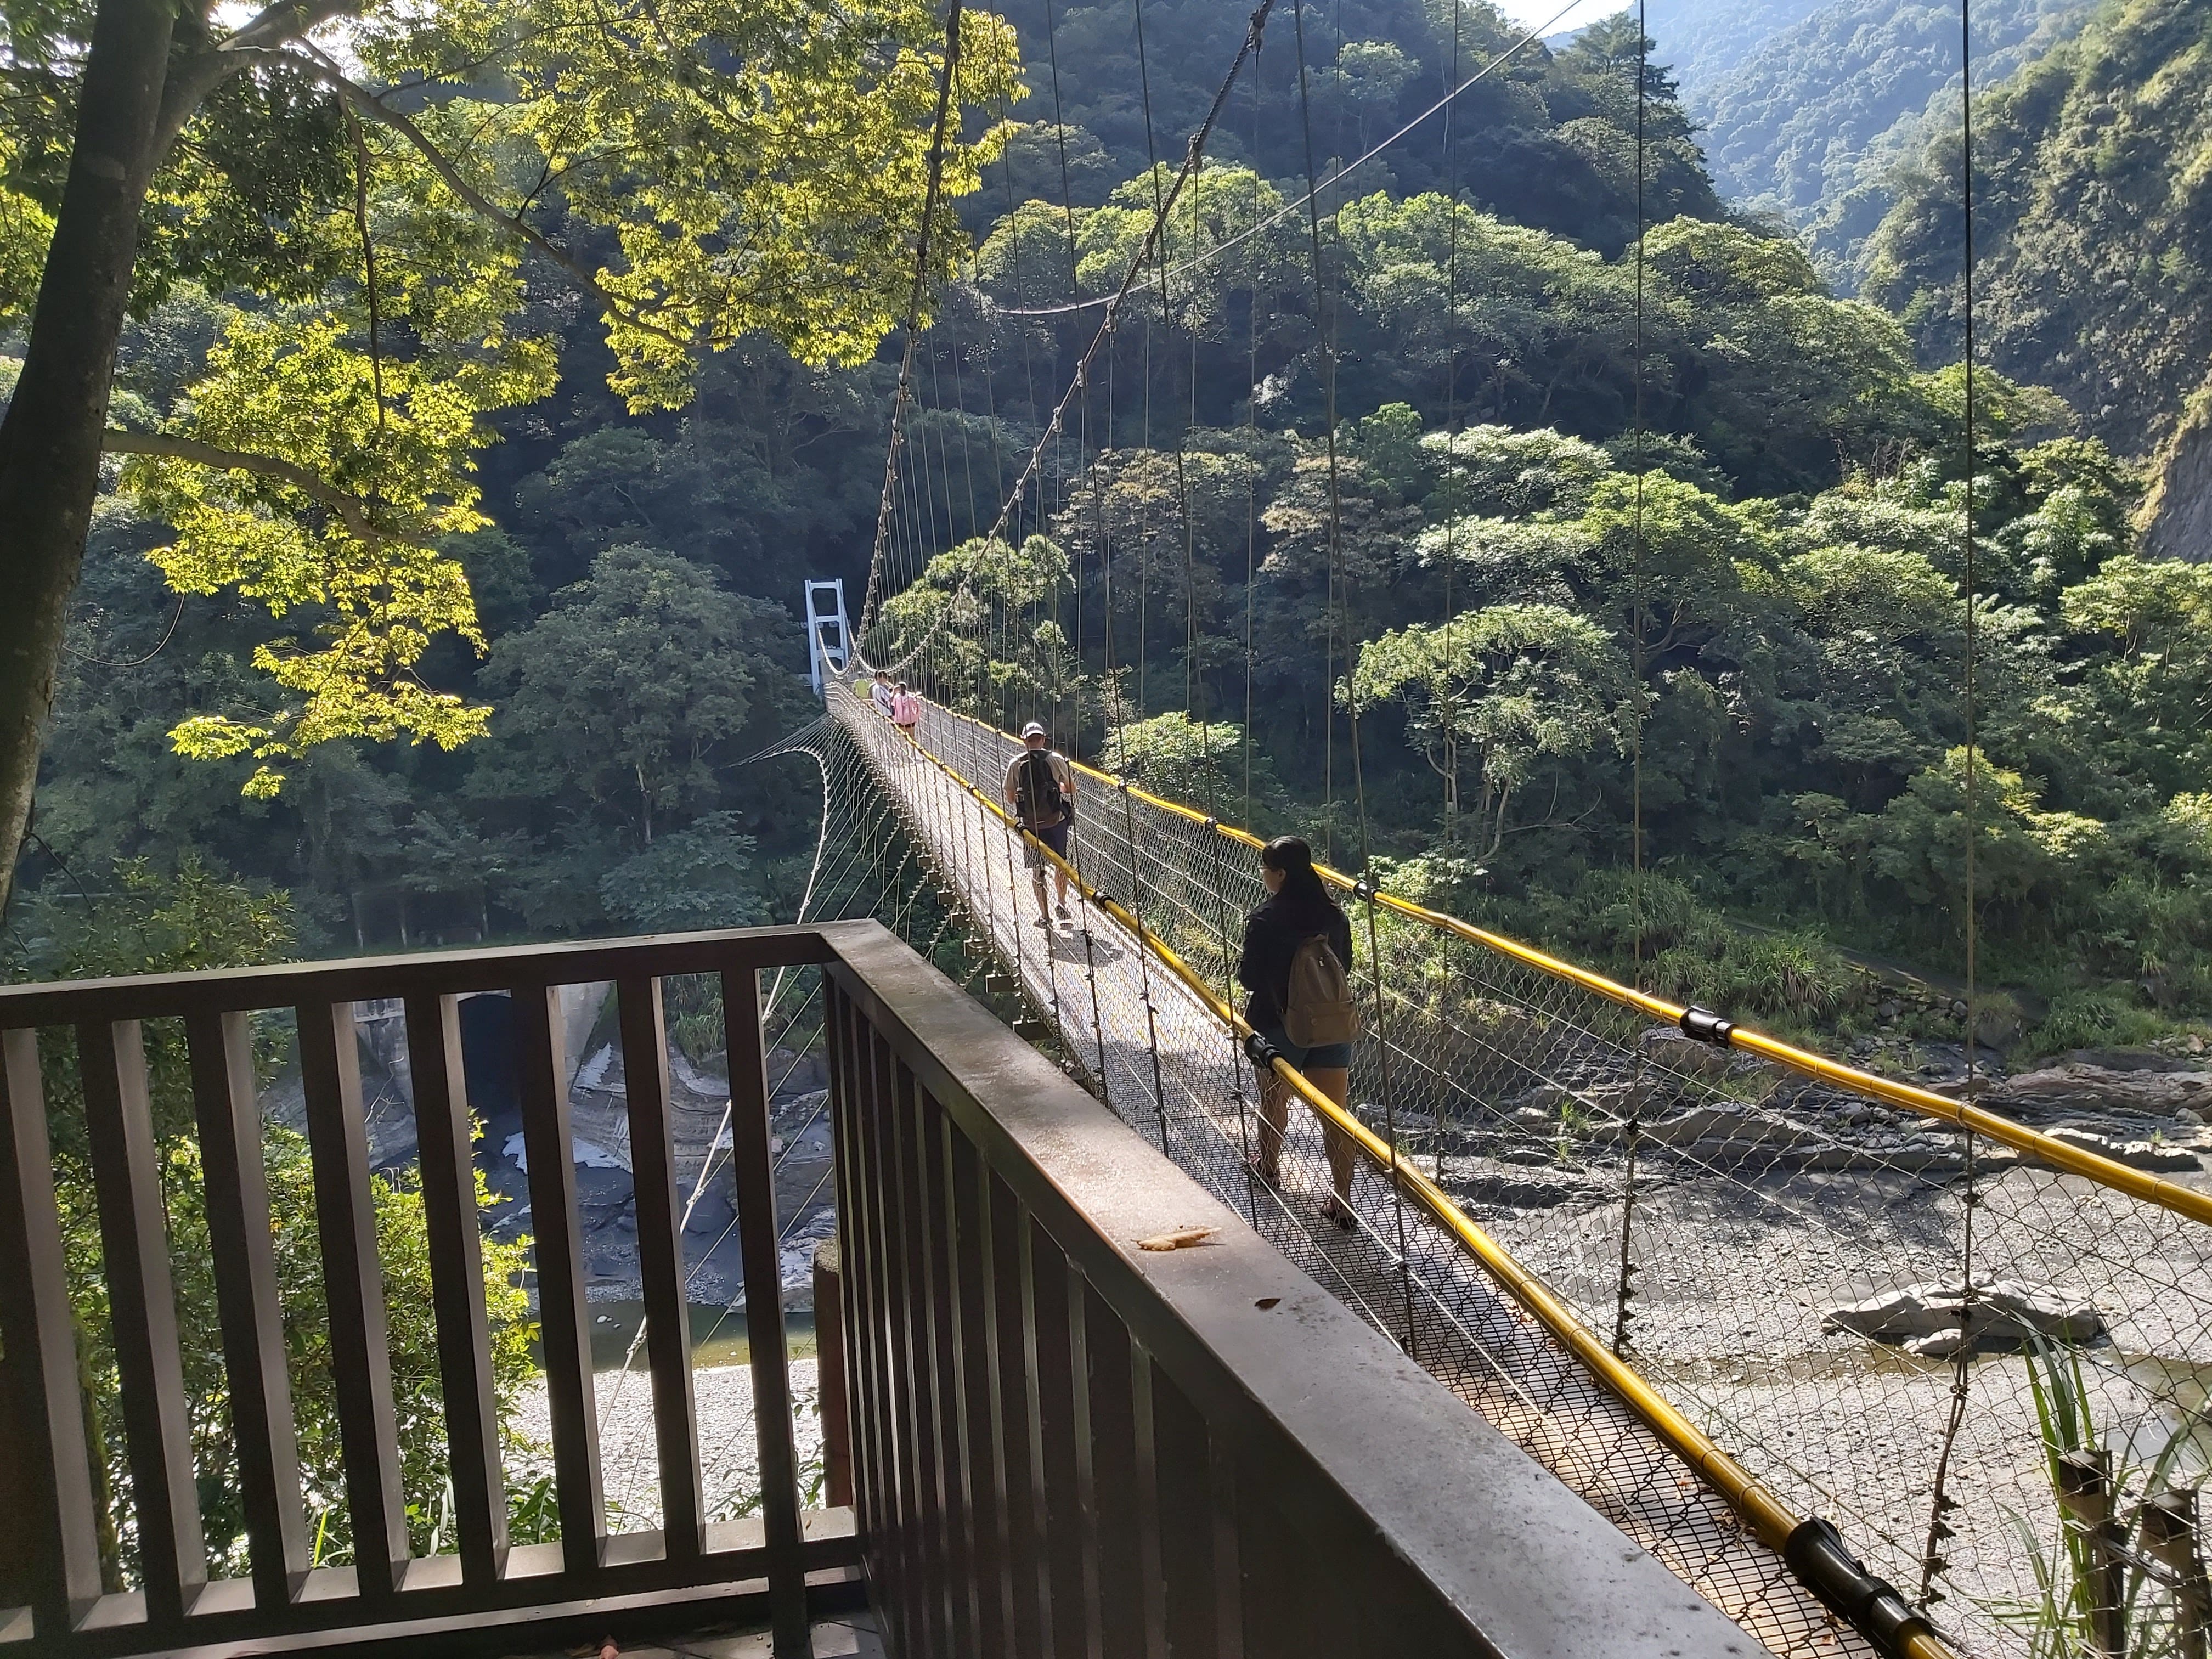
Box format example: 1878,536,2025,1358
1004,749,1074,826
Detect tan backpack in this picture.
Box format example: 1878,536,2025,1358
1283,933,1360,1048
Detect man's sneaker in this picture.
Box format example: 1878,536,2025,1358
1055,901,1073,922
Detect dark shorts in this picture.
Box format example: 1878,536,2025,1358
1258,1024,1352,1071
1022,818,1071,871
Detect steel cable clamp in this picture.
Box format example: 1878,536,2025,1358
1782,1519,1934,1657
1679,1005,1735,1046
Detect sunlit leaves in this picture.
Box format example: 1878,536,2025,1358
1069,163,1304,331
0,133,55,326
1103,709,1249,800
1871,746,2113,914
353,0,1024,407
122,304,554,795
878,534,1077,717
12,0,1023,799
1352,603,1629,851
1423,424,1615,519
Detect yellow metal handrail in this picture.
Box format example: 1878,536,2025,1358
919,697,2212,1231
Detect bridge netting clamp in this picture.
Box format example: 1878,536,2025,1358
809,680,2212,1659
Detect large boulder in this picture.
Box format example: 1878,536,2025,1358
1993,1062,2212,1123
1822,1279,2103,1357
1639,1025,1741,1083
2039,1125,2203,1172
1594,1104,1810,1149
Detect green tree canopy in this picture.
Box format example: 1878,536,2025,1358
476,546,808,847
1352,603,1629,855
877,534,1077,720
0,0,1022,909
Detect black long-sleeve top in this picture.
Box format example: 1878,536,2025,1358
1236,892,1353,1031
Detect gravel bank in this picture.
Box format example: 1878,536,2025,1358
515,1359,826,1529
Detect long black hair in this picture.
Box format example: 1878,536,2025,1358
1261,836,1335,908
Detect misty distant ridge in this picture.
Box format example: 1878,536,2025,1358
1643,0,2097,288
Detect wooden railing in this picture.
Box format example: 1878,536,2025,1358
4,919,1766,1659
0,926,877,1659
820,923,1762,1659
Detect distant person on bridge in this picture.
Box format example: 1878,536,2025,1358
1005,721,1076,929
1239,836,1360,1229
869,669,895,718
891,682,921,735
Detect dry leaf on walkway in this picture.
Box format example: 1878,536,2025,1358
1136,1226,1218,1251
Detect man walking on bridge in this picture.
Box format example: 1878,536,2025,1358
1005,721,1077,929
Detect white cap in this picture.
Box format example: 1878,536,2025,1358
1021,721,1048,739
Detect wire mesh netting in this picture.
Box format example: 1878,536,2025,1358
825,682,2212,1659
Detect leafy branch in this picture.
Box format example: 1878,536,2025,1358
101,429,422,550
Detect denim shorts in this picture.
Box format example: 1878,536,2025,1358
1258,1024,1352,1071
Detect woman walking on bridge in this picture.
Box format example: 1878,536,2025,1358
1238,837,1360,1228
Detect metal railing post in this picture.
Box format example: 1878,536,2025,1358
725,963,812,1659
814,1239,854,1509
2056,1448,2128,1658
0,928,868,1659
2142,1488,2209,1659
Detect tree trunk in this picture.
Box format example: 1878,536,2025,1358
0,0,176,918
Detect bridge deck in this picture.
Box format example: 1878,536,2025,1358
837,691,1874,1659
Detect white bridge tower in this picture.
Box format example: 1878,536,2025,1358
803,578,851,695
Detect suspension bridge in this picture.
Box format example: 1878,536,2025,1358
744,674,2211,1659
737,0,2212,1650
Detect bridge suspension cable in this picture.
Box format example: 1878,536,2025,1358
812,682,2212,1659
812,0,2212,1652
857,0,1279,666
991,0,1589,320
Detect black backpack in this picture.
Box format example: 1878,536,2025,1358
1018,750,1066,825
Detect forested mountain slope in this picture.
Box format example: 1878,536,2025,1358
8,0,1721,950
11,0,2212,1062
1639,0,1830,89
980,1,1719,254
1666,0,2092,285
1865,0,2212,467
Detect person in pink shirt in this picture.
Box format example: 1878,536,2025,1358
890,682,922,734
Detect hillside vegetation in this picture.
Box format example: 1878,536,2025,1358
10,0,2212,1063
1667,0,2093,286
978,0,1720,253
1866,0,2212,466
1640,0,1830,89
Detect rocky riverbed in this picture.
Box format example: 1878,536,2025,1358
514,1358,827,1528
259,989,843,1314
1394,1022,2212,1645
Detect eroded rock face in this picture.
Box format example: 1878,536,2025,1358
1822,1279,2103,1357
1995,1063,2212,1116
2143,396,2212,564
1982,1064,2212,1169
1638,1025,1743,1083
2039,1125,2204,1171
